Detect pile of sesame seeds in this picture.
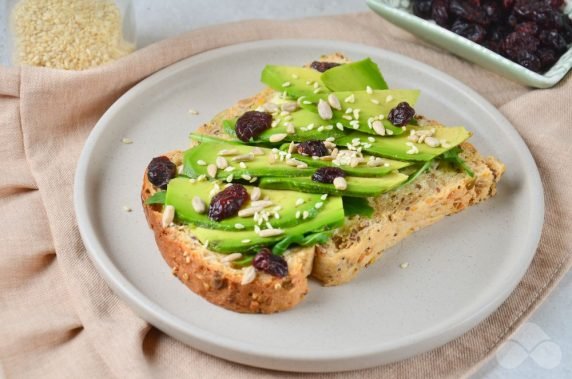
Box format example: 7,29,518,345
11,0,134,70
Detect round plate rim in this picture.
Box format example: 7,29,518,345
74,39,544,372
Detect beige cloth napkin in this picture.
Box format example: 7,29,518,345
1,12,570,378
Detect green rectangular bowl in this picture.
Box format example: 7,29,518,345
367,0,572,88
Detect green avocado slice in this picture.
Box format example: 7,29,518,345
301,89,420,136
285,150,413,177
223,109,345,143
259,173,408,197
321,58,388,91
337,126,472,161
165,177,327,231
261,65,328,102
190,196,345,253
183,141,315,179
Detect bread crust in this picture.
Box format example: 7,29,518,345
141,152,314,314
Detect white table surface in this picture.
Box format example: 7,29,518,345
1,0,570,377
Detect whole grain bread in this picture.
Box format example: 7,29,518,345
141,53,505,312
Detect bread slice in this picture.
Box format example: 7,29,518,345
142,151,315,314
142,53,504,312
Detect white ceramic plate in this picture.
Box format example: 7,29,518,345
74,40,544,372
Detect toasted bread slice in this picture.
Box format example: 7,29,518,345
142,53,504,312
142,151,315,314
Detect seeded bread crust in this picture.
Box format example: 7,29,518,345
312,124,505,285
142,53,505,313
142,151,315,314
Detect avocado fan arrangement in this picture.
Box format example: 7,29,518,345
144,58,474,274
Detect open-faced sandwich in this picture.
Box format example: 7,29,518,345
142,54,505,313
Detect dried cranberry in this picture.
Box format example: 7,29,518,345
547,0,564,8
500,32,540,59
310,61,341,72
449,0,489,25
208,184,249,221
537,47,558,69
297,141,329,157
147,156,176,189
387,102,416,126
482,0,503,23
432,0,451,26
235,111,272,142
516,50,542,71
312,167,346,184
451,20,488,43
488,24,511,41
539,29,567,52
515,21,539,35
252,248,288,277
413,0,434,19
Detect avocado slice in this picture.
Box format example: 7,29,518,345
183,141,315,179
259,172,408,197
165,177,327,231
223,108,345,143
190,196,345,253
301,89,420,136
321,58,388,91
337,126,472,161
261,65,328,102
284,149,413,177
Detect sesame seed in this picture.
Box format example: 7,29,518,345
342,115,353,121
234,223,245,229
303,100,312,105
336,123,344,131
400,262,409,269
122,205,132,212
313,88,322,94
315,202,323,209
291,73,299,79
326,137,336,142
241,174,252,181
366,86,373,94
321,194,328,200
282,81,291,87
368,137,376,142
302,211,310,220
295,198,305,206
189,109,199,115
121,137,133,144
370,99,380,105
344,94,355,103
295,211,301,219
242,239,251,244
385,95,394,103
196,160,206,166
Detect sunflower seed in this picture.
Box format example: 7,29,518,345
318,99,333,120
241,266,256,285
327,94,342,110
192,196,206,214
333,176,347,190
162,205,175,227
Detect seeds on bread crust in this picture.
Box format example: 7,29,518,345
241,266,256,285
